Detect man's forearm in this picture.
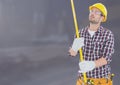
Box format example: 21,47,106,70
95,57,107,67
68,48,77,56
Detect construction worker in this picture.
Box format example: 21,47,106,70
69,3,114,85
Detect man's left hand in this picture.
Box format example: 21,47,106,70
79,61,96,73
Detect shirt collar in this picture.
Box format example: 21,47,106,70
97,26,103,33
85,26,103,33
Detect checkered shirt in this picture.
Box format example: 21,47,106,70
78,26,114,78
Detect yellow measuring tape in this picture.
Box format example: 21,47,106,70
70,0,87,83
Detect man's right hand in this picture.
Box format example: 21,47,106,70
71,37,84,52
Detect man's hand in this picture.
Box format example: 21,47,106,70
71,37,84,52
78,61,96,73
68,37,84,57
68,48,77,56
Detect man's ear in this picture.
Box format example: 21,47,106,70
101,16,105,22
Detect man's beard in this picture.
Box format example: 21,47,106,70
89,20,99,24
89,16,99,24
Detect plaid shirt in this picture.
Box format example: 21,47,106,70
78,26,114,78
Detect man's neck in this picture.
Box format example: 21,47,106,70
89,23,100,31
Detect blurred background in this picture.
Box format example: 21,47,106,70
0,0,119,85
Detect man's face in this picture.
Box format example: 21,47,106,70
89,7,103,24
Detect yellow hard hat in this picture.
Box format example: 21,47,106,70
89,3,107,22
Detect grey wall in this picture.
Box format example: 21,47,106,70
0,0,120,85
0,0,70,48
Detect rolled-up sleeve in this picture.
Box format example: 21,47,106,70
102,32,114,64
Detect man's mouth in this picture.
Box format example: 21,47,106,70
90,15,94,18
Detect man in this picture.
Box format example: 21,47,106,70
69,3,114,85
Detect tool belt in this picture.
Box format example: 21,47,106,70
76,74,114,85
76,77,112,85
